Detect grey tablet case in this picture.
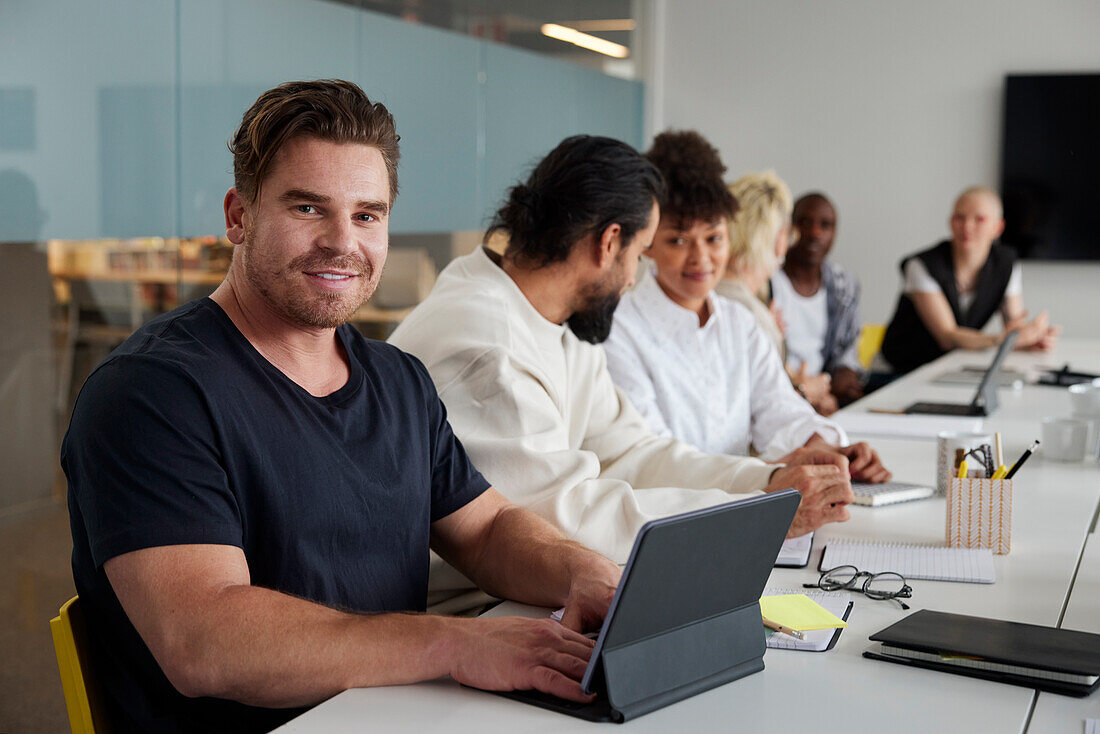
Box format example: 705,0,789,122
497,489,801,722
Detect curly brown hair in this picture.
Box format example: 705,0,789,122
645,130,738,228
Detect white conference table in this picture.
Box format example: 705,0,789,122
1028,533,1100,733
278,339,1100,733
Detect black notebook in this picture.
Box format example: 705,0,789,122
864,609,1100,696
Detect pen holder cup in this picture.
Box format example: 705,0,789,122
946,478,1012,555
936,431,993,495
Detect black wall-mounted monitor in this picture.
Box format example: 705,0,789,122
1000,73,1100,261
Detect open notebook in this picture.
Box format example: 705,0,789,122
762,588,852,652
774,532,813,567
820,540,995,583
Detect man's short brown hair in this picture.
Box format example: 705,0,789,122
229,79,400,205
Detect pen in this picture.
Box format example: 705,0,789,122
762,617,805,640
1004,440,1040,479
957,460,968,479
991,465,1008,480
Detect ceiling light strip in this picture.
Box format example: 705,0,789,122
540,23,629,58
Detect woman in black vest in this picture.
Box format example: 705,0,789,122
882,187,1058,374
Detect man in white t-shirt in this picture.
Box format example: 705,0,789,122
771,193,863,407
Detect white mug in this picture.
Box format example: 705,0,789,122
936,431,994,494
1068,380,1100,418
1068,382,1100,457
1041,417,1089,462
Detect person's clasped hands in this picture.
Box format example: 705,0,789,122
765,447,855,537
1004,310,1060,352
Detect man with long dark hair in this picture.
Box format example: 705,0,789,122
390,135,854,608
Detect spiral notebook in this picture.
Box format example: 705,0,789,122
762,588,852,652
820,540,995,583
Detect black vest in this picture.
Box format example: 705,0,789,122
881,240,1016,374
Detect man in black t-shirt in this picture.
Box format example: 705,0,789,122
62,80,621,733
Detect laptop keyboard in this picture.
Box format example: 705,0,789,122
905,402,981,416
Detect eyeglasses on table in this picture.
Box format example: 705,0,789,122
803,565,913,609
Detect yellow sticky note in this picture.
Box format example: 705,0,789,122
759,594,848,632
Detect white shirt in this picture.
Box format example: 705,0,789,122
903,258,1022,314
604,271,846,461
771,268,827,373
389,248,775,574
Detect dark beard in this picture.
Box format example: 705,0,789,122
567,291,621,344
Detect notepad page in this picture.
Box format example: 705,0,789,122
762,588,851,652
820,540,995,583
774,532,813,566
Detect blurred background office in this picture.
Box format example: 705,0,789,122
0,1,1097,731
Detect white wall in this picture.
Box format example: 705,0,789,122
654,0,1100,338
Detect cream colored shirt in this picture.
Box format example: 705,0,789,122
715,279,785,357
389,247,775,569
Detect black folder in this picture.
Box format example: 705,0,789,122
864,609,1100,696
496,489,801,722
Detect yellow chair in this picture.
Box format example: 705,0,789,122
51,595,110,734
858,323,887,370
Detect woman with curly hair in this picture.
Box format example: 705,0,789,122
602,130,889,479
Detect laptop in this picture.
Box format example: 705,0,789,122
903,331,1018,416
852,480,935,506
494,490,801,723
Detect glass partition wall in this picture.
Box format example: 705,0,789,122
0,0,645,521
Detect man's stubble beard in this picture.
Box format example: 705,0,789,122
239,226,378,330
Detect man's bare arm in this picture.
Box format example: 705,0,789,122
106,542,599,708
431,488,621,632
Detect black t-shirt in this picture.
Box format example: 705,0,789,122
61,298,489,733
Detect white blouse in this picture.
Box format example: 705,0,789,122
604,270,847,461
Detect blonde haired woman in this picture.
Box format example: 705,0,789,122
717,171,837,415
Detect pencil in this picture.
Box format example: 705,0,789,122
762,617,805,640
994,433,1004,468
1005,440,1040,480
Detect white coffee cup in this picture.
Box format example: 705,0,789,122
1041,417,1089,462
1068,382,1100,458
936,431,994,493
1068,380,1100,417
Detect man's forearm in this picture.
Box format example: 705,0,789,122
153,584,463,708
460,505,618,608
